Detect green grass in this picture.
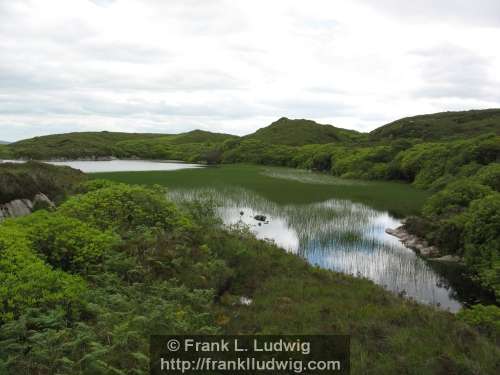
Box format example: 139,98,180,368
215,237,500,374
90,164,429,217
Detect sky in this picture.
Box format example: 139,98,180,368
1,0,500,141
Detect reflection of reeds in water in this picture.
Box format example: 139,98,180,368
169,186,462,312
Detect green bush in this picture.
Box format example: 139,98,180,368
59,184,185,234
458,304,500,340
0,225,86,321
422,180,493,218
476,163,500,191
15,211,119,273
463,194,500,297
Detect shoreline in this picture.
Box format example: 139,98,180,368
386,223,462,263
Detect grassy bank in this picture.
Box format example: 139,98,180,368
0,179,498,374
90,164,430,217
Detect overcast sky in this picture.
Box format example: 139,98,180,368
1,0,500,141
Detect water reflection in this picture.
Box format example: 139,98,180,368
171,186,463,312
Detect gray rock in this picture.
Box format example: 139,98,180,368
254,214,267,222
4,199,32,218
430,255,461,262
33,193,55,209
0,193,55,221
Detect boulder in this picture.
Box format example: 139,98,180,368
254,214,267,222
0,193,55,221
33,193,55,210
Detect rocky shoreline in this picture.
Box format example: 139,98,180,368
385,224,461,263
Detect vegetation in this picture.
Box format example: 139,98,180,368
0,145,12,159
9,131,165,160
0,180,499,374
91,164,429,217
8,130,236,162
243,117,363,146
2,108,500,370
0,161,86,204
370,109,500,141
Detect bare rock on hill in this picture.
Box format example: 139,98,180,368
0,193,55,221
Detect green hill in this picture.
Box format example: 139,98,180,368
245,117,363,146
370,109,500,141
9,130,237,160
6,109,500,160
169,129,238,144
0,161,86,204
10,131,167,159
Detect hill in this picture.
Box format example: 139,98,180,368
5,109,500,160
370,109,500,141
0,140,9,144
0,161,86,204
9,130,236,160
169,129,238,144
244,117,363,146
10,131,167,159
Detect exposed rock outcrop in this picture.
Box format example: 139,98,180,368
386,225,461,262
0,193,54,221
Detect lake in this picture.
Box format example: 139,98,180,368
89,163,487,313
0,159,203,173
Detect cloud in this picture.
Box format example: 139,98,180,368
0,0,500,141
355,0,500,26
411,44,500,101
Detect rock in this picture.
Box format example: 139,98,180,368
0,193,55,221
33,193,55,210
430,255,461,262
385,228,397,236
239,296,253,306
386,225,443,259
239,211,244,216
254,214,267,222
4,199,32,218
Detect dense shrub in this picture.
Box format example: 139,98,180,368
458,304,500,340
15,211,119,273
0,225,86,321
463,194,500,297
59,184,184,234
476,163,500,191
422,180,493,218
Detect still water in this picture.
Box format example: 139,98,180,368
1,159,202,173
170,186,465,312
8,160,471,312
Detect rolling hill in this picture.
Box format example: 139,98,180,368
370,109,500,141
0,141,9,144
5,109,500,160
9,130,237,160
244,117,363,146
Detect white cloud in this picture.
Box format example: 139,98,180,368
0,0,499,141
